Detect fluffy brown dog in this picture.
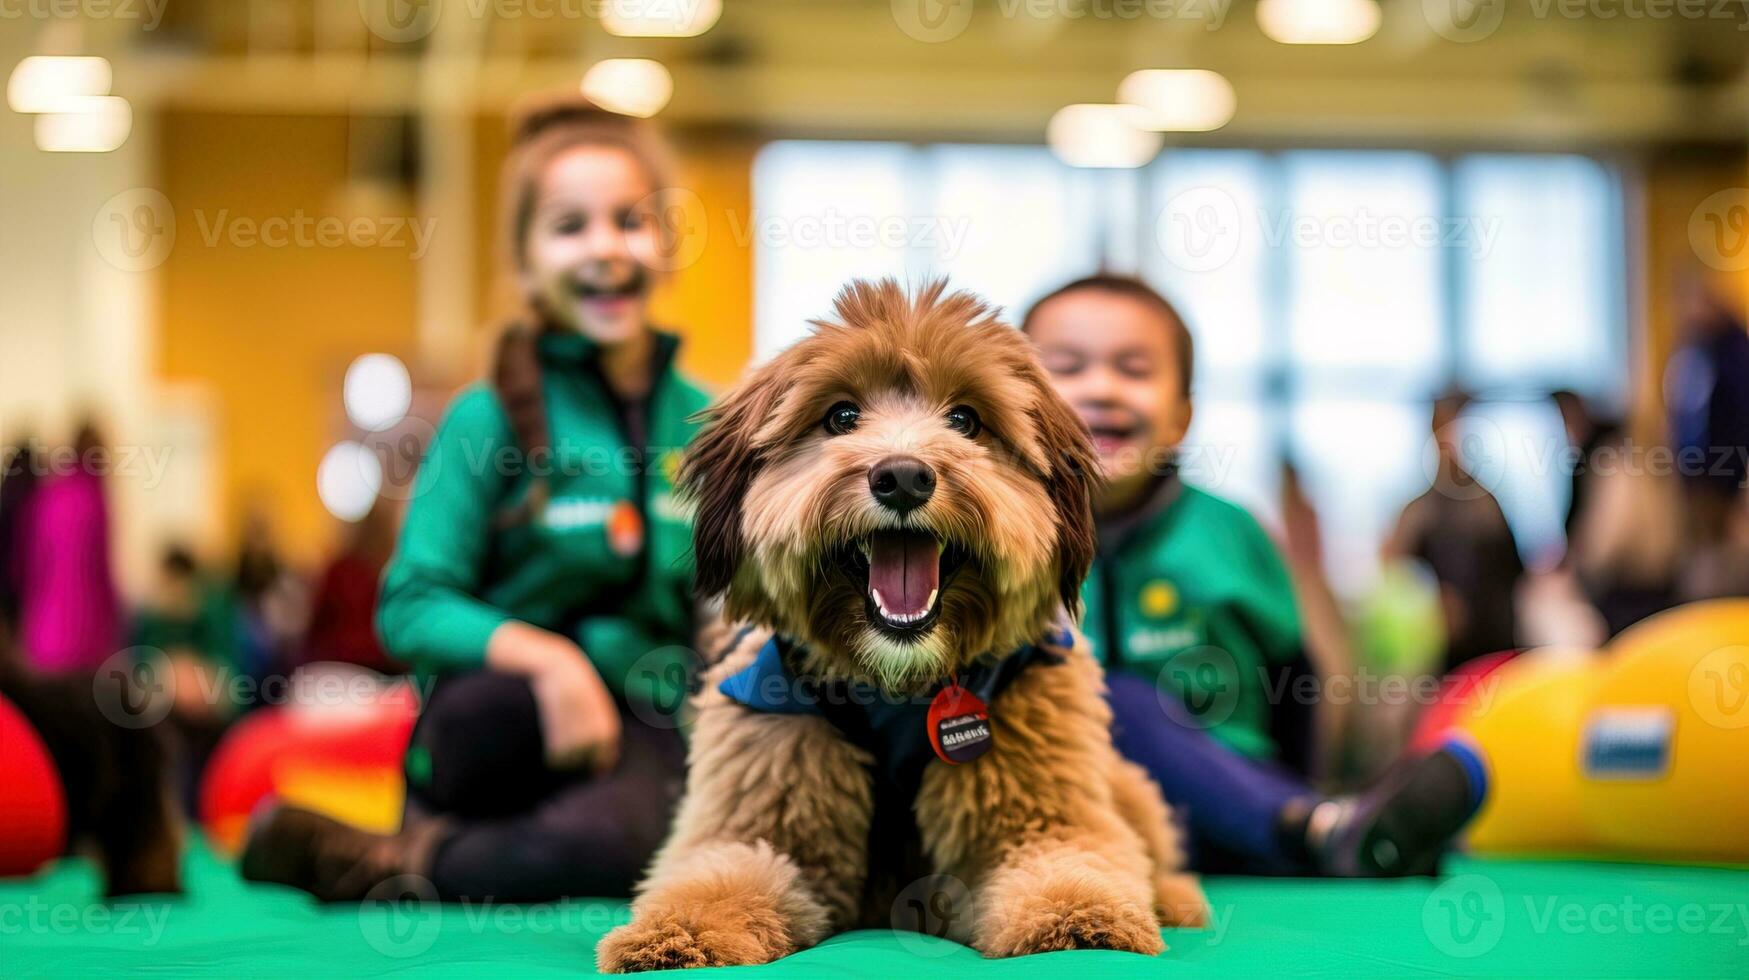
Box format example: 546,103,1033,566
597,279,1207,971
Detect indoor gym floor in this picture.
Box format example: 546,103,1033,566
2,838,1745,977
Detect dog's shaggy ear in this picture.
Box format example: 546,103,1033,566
1030,380,1102,619
679,362,784,599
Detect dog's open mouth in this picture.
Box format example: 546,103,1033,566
835,529,969,640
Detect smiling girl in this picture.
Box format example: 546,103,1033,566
243,96,712,902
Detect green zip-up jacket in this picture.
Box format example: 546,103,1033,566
1082,474,1309,765
377,330,710,710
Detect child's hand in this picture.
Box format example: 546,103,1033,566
487,621,623,773
531,654,622,772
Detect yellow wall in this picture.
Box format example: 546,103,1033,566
157,112,422,566
647,134,759,391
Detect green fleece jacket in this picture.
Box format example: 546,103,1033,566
377,330,710,710
1082,475,1306,763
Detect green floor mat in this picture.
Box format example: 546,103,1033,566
2,839,1744,977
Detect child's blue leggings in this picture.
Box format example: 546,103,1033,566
1106,671,1314,874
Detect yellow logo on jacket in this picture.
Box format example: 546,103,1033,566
1140,580,1178,618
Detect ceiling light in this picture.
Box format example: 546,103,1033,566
1047,104,1164,169
1118,69,1237,132
1256,0,1381,45
582,59,674,118
34,95,132,152
8,56,112,113
601,0,721,37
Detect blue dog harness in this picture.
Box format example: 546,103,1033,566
718,631,1069,803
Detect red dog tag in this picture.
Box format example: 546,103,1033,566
928,682,992,764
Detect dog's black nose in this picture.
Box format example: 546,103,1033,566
869,457,935,513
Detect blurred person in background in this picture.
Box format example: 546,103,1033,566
1683,490,1749,601
130,543,247,808
0,436,190,891
1566,441,1686,639
1513,391,1619,650
14,421,122,673
1559,280,1749,638
1278,461,1370,786
1667,281,1749,601
131,544,246,705
244,96,712,903
1025,276,1486,878
1384,392,1523,670
233,505,309,680
0,439,43,645
300,494,403,674
1552,389,1624,552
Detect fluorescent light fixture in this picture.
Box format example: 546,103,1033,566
582,58,674,118
1118,69,1236,132
8,55,112,113
34,95,133,152
601,0,721,37
1256,0,1380,45
1047,104,1163,169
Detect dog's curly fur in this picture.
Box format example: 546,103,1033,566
597,279,1207,971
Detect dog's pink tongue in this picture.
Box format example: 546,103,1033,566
868,530,939,619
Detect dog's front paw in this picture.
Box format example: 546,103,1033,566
1156,872,1211,929
975,856,1165,958
981,894,1165,958
596,914,786,973
596,840,833,972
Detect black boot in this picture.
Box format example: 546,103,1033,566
1305,740,1488,877
240,804,448,902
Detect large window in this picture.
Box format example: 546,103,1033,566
752,142,1626,586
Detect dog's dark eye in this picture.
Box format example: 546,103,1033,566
824,401,861,436
945,405,982,438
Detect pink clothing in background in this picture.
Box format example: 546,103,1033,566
18,470,121,671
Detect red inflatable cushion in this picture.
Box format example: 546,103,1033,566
0,693,68,877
